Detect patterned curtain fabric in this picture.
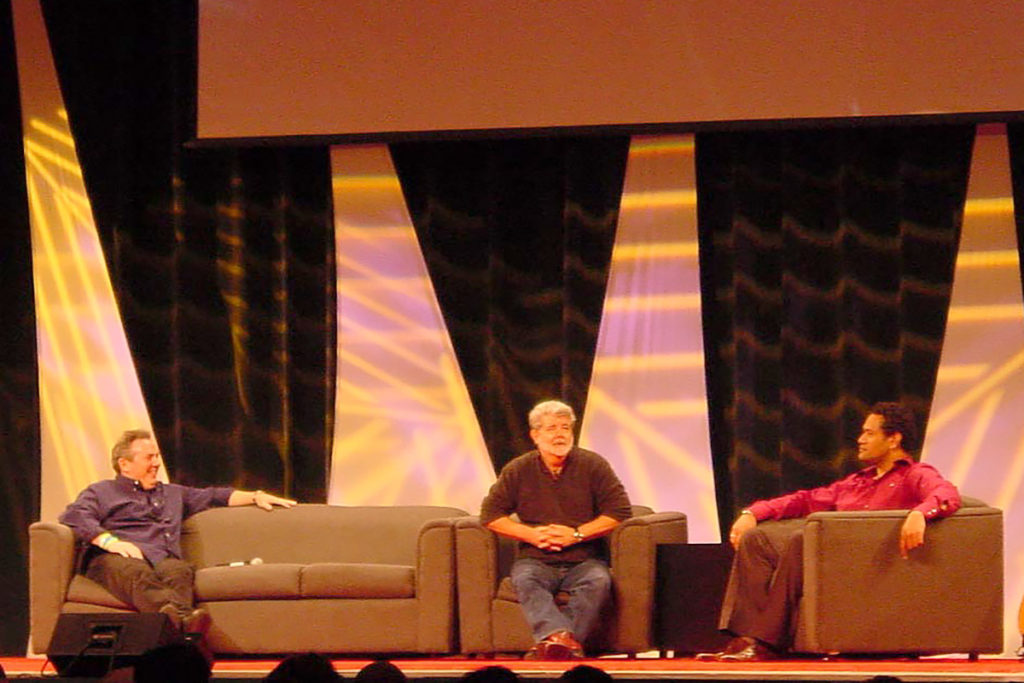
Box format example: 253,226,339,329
390,137,629,470
696,126,974,529
0,0,37,654
40,0,335,500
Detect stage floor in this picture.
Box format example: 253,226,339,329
3,654,1024,682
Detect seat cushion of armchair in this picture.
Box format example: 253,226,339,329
194,562,415,601
496,577,570,605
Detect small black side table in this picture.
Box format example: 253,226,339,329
655,543,734,655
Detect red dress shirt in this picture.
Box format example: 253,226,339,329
746,458,961,522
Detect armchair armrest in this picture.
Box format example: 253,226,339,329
455,516,500,653
29,521,78,653
415,516,462,653
609,511,688,652
799,506,1003,654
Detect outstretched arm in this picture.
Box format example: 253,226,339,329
228,489,297,510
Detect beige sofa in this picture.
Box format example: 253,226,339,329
455,506,688,656
30,504,468,655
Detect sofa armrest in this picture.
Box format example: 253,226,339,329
29,522,78,653
609,511,688,653
415,516,462,653
800,506,1003,654
455,516,501,653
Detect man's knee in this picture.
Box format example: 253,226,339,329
572,561,612,594
156,559,194,582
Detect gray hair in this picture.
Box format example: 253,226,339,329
528,400,576,430
111,429,153,473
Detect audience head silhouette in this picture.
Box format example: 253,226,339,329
461,665,521,683
353,660,406,683
558,664,613,683
132,642,210,683
264,652,343,682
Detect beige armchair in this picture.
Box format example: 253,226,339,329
456,506,688,656
785,499,1003,656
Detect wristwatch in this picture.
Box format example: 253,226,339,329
573,528,584,542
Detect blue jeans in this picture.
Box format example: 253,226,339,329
509,557,612,643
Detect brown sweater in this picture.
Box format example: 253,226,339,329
480,447,632,564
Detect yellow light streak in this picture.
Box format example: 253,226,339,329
336,225,418,241
628,137,694,156
24,147,92,224
337,275,440,337
946,304,1023,323
25,137,82,178
620,189,697,209
593,352,705,373
332,175,402,191
602,293,702,313
955,250,1020,269
928,347,1024,433
963,197,1014,215
994,428,1024,512
330,419,392,463
611,241,698,261
585,386,711,483
337,276,432,290
28,173,104,494
935,364,990,383
337,350,447,411
616,431,658,507
637,399,710,417
947,389,1000,483
29,118,76,148
440,353,495,486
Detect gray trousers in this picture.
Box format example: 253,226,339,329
718,518,806,649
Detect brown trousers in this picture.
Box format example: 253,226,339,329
717,518,806,649
85,553,194,615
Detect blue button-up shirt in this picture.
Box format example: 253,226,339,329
59,475,234,565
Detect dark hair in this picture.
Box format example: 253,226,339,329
558,665,613,683
462,666,521,683
353,660,406,683
869,402,920,453
133,642,210,683
265,652,342,682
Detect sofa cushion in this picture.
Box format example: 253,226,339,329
301,563,415,599
194,562,416,601
195,563,303,600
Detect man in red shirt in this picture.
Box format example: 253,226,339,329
698,402,961,662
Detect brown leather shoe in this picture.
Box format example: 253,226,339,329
157,603,183,632
182,607,211,637
695,636,754,661
545,630,584,659
718,638,777,662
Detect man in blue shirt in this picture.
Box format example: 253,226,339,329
59,429,295,638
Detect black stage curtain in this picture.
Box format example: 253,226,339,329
1005,125,1024,302
0,0,38,654
391,138,630,471
696,125,974,533
40,0,335,500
